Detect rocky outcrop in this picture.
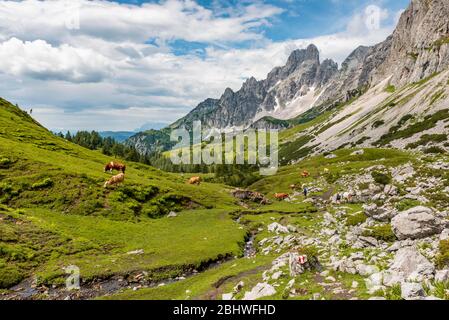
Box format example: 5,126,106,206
391,206,443,240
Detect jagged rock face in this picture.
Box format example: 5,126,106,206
172,44,337,130
373,0,449,86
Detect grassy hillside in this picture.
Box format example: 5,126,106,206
0,98,249,291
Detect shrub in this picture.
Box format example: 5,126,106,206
371,171,392,185
346,212,367,226
363,224,396,242
372,120,385,129
31,178,54,190
423,146,446,154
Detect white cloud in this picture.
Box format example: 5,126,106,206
0,0,402,131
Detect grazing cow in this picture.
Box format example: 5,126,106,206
104,161,126,174
290,184,297,191
301,170,310,178
188,176,201,185
274,193,290,201
104,173,125,188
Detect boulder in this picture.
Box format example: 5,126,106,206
391,206,443,240
268,223,289,234
167,211,178,217
363,203,392,222
384,184,398,196
243,283,276,300
401,282,425,300
351,150,364,156
356,264,379,276
325,153,337,159
389,247,435,282
440,229,449,241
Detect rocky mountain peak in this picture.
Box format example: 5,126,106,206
285,44,320,73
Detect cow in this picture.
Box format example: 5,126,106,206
188,176,201,185
301,170,310,178
274,193,290,201
104,161,126,174
103,172,125,188
290,184,298,191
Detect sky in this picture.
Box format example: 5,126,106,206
0,0,410,132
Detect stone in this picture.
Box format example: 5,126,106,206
222,293,234,300
435,270,449,283
389,247,435,282
268,223,290,234
325,154,337,159
167,211,178,217
384,184,398,196
356,264,379,276
127,249,144,255
391,206,443,240
401,282,425,300
363,203,392,222
351,150,364,156
440,229,449,241
243,283,276,300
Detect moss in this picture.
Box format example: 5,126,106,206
0,265,24,289
363,224,396,242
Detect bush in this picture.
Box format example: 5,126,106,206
371,171,392,185
423,146,446,154
363,224,396,242
435,240,449,269
346,212,367,226
372,120,385,129
31,178,54,190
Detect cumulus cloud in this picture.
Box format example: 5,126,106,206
0,0,403,131
0,37,112,82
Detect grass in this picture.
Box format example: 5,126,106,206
385,85,396,93
345,212,367,226
406,134,447,149
436,240,449,269
362,225,396,243
0,99,250,289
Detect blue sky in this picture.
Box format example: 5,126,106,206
0,0,410,131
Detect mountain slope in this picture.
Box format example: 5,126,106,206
0,98,249,295
126,0,449,158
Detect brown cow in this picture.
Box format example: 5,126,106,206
274,193,290,201
188,176,201,185
301,170,310,178
104,173,125,188
104,161,126,174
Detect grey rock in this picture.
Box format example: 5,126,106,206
389,246,435,282
243,283,276,300
401,282,425,300
435,269,449,283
